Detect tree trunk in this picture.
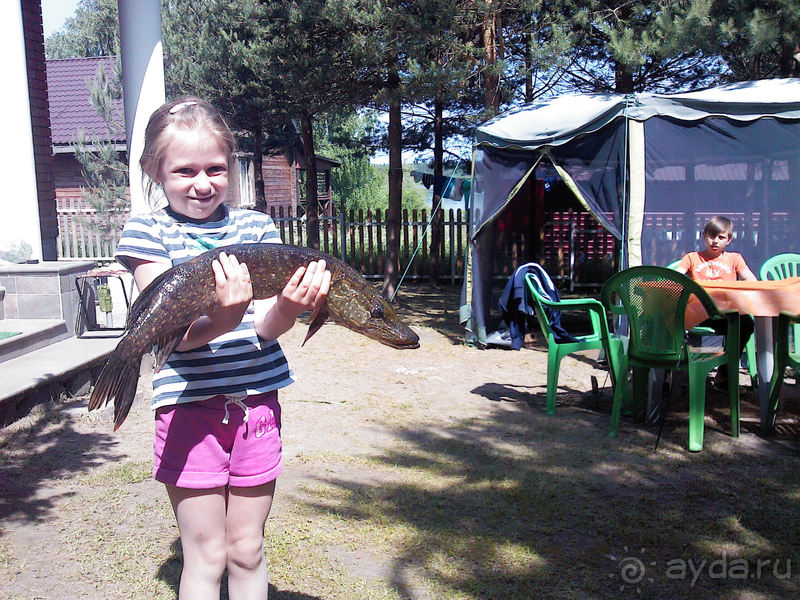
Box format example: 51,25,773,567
383,81,403,299
614,62,634,94
252,124,266,213
429,92,444,284
301,109,320,250
779,40,800,78
524,29,533,103
482,1,501,115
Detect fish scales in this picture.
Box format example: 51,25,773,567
89,243,419,430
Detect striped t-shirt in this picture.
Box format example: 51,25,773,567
115,205,295,410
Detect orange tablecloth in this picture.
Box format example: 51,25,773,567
686,277,800,328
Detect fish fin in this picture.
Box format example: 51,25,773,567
88,352,143,431
153,326,190,373
303,305,329,346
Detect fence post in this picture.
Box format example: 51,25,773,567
402,209,410,275
449,208,456,284
422,208,430,277
349,209,357,270
376,208,384,273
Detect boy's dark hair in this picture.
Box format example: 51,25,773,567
703,216,734,237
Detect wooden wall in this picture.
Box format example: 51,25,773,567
22,0,58,261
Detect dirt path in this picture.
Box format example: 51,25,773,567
1,283,798,600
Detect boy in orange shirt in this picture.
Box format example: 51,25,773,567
676,216,756,390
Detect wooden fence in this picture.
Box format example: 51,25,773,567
57,201,471,283
269,207,468,282
57,195,128,264
56,201,617,287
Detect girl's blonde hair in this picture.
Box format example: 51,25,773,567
140,96,240,211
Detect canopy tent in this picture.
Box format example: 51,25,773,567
461,78,800,345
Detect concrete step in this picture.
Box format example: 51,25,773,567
0,335,119,427
0,319,70,364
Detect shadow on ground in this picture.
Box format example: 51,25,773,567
394,283,465,344
304,382,800,600
0,402,118,528
155,538,326,600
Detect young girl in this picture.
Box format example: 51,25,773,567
115,96,331,599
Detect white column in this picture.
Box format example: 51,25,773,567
626,119,646,268
117,0,166,215
2,4,44,262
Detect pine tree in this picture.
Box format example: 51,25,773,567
554,0,723,93
72,59,129,255
710,0,800,80
45,0,119,59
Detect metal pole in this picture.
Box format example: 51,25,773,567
117,0,166,215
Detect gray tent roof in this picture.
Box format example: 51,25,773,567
475,78,800,150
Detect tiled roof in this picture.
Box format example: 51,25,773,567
46,56,126,147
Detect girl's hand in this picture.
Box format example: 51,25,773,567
275,260,332,320
253,260,332,341
205,251,254,332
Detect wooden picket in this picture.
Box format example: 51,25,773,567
56,194,128,263
264,206,470,282
55,202,615,287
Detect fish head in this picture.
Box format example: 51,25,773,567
326,275,420,349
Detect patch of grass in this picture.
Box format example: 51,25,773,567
75,459,152,487
0,539,10,577
4,282,800,600
266,508,402,600
271,420,800,600
58,483,179,599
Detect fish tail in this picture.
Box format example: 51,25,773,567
88,351,142,431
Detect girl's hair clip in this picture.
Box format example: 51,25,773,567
169,101,198,114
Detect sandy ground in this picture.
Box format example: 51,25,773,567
0,283,798,599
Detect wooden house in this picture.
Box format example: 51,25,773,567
47,56,340,219
46,56,127,214
257,149,341,217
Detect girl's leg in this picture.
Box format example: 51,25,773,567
167,484,228,600
225,480,277,599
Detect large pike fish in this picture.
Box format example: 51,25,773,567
88,244,420,429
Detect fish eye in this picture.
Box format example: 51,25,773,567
370,306,384,319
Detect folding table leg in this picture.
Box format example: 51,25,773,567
754,316,774,430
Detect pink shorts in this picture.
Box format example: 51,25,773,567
153,391,282,489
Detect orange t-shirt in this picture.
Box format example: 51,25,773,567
678,251,749,281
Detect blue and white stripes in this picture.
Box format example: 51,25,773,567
116,206,295,410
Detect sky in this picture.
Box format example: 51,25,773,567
41,0,81,37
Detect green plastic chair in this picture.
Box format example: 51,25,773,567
760,253,800,431
524,273,625,415
764,311,800,433
760,254,800,366
760,253,800,282
667,260,757,387
600,266,741,452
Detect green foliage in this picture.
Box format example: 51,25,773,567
44,0,119,59
709,0,800,80
45,0,798,242
313,112,385,212
314,110,428,212
554,0,725,93
373,166,429,212
72,60,129,243
332,158,386,213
